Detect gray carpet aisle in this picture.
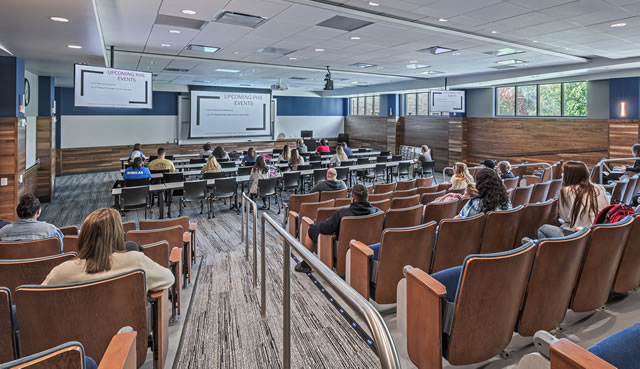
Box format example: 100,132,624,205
40,172,380,369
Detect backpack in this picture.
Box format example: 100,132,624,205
593,204,635,225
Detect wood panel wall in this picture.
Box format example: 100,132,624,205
0,118,19,221
36,117,56,202
344,116,389,151
608,120,639,159
21,164,39,198
397,117,450,170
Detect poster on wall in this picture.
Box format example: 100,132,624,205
73,64,153,109
430,90,465,112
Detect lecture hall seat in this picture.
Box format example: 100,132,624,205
0,253,76,293
383,205,423,229
286,192,320,237
513,199,556,247
368,191,394,202
373,182,395,194
512,185,534,207
420,190,446,205
393,188,418,198
296,199,334,246
613,213,640,293
0,238,60,260
530,181,551,203
319,189,348,202
390,194,420,209
333,198,351,207
478,206,524,254
430,214,485,273
369,199,391,213
423,200,459,225
0,287,16,363
139,216,197,266
395,179,416,191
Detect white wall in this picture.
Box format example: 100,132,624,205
275,116,343,139
24,70,39,168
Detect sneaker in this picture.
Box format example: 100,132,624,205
294,260,312,273
521,237,532,245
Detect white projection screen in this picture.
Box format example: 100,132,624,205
190,90,272,138
74,65,153,109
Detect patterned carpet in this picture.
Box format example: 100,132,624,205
40,172,380,369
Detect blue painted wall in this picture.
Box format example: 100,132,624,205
38,76,55,116
0,56,25,117
610,77,640,119
57,87,178,116
275,96,346,116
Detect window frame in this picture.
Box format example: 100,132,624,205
495,81,588,118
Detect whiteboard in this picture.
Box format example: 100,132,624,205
430,90,465,112
74,65,153,109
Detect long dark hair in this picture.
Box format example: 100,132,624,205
253,155,268,174
560,161,600,228
131,157,143,170
213,146,226,159
78,208,126,273
247,147,256,161
475,168,510,212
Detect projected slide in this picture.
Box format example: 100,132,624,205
74,65,153,109
190,90,272,138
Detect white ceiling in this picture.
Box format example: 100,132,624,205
4,0,640,92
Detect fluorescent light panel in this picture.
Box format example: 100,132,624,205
406,63,429,69
216,68,240,73
496,59,526,65
349,62,376,68
418,46,456,55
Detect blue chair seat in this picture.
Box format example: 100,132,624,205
589,324,640,369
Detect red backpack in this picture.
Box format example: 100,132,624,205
593,204,635,225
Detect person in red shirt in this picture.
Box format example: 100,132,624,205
316,139,330,153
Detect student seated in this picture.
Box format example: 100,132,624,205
0,193,63,251
329,146,349,166
481,159,496,170
310,168,347,193
497,160,515,179
342,142,353,158
213,145,230,161
148,148,175,172
537,161,609,239
243,147,258,164
249,156,270,204
288,149,305,171
626,144,640,173
458,168,512,218
201,155,222,174
199,143,213,158
122,157,151,180
414,145,432,163
434,183,478,203
296,138,308,154
449,162,474,190
43,208,174,292
296,184,379,273
316,139,330,154
0,220,10,229
280,144,291,162
128,143,146,164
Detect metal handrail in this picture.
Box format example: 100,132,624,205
241,192,259,287
260,213,401,369
594,157,638,184
512,162,553,183
442,162,553,182
442,165,484,182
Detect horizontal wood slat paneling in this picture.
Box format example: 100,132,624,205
0,118,18,221
22,164,39,198
36,117,56,202
398,117,449,170
344,116,388,151
609,120,639,160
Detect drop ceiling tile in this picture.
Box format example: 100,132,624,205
539,0,616,18
460,2,532,23
507,0,576,11
158,0,229,21
223,0,291,19
566,8,634,26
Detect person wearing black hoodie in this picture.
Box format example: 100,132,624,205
310,168,347,193
295,184,379,273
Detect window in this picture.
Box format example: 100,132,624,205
497,87,516,116
349,95,380,116
417,92,429,115
406,94,417,115
516,85,537,116
350,97,357,116
563,81,588,117
539,84,561,116
365,96,374,115
373,96,380,115
357,96,365,115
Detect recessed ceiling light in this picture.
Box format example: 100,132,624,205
150,61,157,64
496,59,526,65
350,62,376,68
161,44,171,47
350,36,361,40
215,68,240,73
50,17,69,23
351,81,359,84
289,57,297,60
409,60,418,63
67,45,82,49
406,63,429,69
182,9,197,15
315,48,324,52
233,51,239,54
452,52,461,56
438,18,448,22
368,2,379,6
422,70,443,75
611,22,627,28
532,40,539,43
491,30,498,34
169,30,181,34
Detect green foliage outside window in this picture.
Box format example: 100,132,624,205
563,82,588,116
539,84,562,116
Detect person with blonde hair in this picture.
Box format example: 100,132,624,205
43,208,174,292
330,146,349,166
497,160,515,179
288,148,305,171
201,155,222,174
450,162,474,190
280,144,291,162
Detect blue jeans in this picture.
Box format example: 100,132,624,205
368,243,381,261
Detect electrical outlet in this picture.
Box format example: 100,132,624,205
0,178,7,186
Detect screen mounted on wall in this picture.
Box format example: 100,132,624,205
189,90,272,138
430,90,465,113
73,64,153,109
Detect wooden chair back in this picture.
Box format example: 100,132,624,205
0,287,15,363
316,207,339,224
287,193,319,214
368,191,394,202
394,188,418,198
478,206,524,254
610,180,628,204
320,189,348,202
373,183,395,194
139,217,188,233
512,185,533,207
0,341,85,369
431,214,485,273
511,165,527,178
395,180,416,191
384,205,423,229
336,212,385,275
0,253,76,293
333,198,351,207
622,175,638,205
415,177,433,188
375,223,437,304
436,183,452,192
126,226,184,250
417,186,439,197
613,214,640,293
514,199,556,246
299,200,335,221
546,179,563,200
63,236,79,254
571,217,633,312
14,271,149,368
503,177,519,190
421,190,446,205
423,200,459,225
391,195,420,209
141,241,170,268
0,238,60,260
370,199,391,213
122,221,136,233
530,181,551,203
59,226,78,236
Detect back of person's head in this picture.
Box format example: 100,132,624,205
326,168,337,180
633,144,640,158
157,148,166,157
351,184,368,202
133,143,141,151
253,155,267,173
466,183,479,198
203,143,211,151
497,160,511,174
297,138,303,145
213,146,225,159
560,161,599,227
481,159,496,169
131,157,143,170
321,139,327,146
205,156,221,172
78,208,126,274
421,145,429,153
290,149,300,163
475,168,509,212
342,142,347,148
562,161,590,186
248,147,255,159
454,162,473,183
283,144,289,152
17,193,41,219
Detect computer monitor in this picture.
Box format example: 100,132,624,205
301,130,313,138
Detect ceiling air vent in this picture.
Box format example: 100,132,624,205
155,14,206,30
259,47,295,55
317,15,373,32
163,67,190,73
213,11,267,28
488,65,516,70
289,77,308,80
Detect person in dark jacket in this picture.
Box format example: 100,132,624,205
481,159,496,170
310,168,347,193
295,184,379,273
626,144,640,173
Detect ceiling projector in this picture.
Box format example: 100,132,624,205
271,79,288,91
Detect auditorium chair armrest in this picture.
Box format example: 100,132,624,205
188,223,197,265
300,216,315,251
189,223,196,232
550,339,615,369
169,247,182,315
59,225,79,236
349,241,373,300
406,268,446,369
98,331,138,369
288,211,299,237
148,289,169,369
182,232,191,244
182,233,192,283
318,234,336,269
169,247,182,265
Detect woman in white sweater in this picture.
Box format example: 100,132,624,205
43,208,174,292
538,161,609,239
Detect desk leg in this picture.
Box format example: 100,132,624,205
159,191,165,219
113,194,120,210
